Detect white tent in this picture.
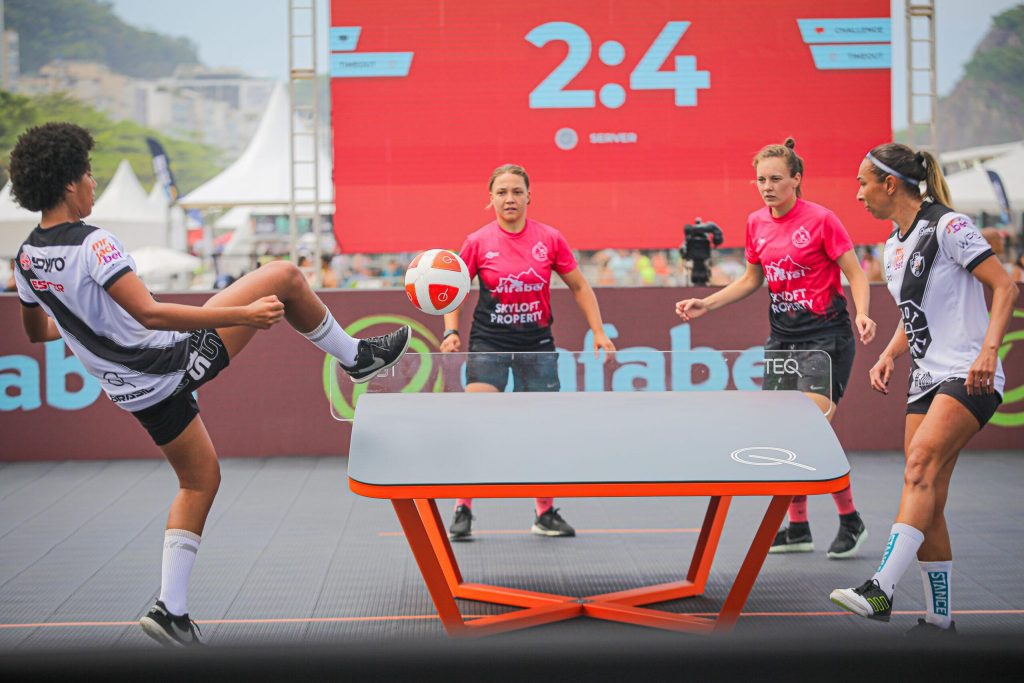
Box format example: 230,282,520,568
0,181,40,258
147,183,189,252
179,83,333,209
90,160,170,250
945,142,1024,224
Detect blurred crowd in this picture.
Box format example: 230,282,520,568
5,231,1024,293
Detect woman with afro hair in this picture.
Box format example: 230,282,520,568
9,122,411,647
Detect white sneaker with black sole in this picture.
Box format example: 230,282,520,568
830,579,893,622
139,600,203,647
340,325,411,383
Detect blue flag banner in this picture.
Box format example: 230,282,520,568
145,137,179,205
986,170,1012,224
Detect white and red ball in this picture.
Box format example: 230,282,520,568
404,249,471,315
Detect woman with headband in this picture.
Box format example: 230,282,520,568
830,143,1018,634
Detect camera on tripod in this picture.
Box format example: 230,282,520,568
679,217,724,286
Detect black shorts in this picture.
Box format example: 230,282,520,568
763,332,855,403
465,338,560,392
906,378,1002,428
130,329,230,446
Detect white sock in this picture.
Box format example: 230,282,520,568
871,523,925,598
301,309,359,366
919,560,952,628
159,529,201,617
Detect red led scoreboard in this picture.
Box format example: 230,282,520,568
329,1,891,253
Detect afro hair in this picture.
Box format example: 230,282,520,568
9,122,94,212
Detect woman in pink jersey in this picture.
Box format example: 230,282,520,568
676,138,877,559
440,163,616,541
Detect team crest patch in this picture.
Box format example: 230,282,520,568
19,252,31,270
791,226,810,248
531,241,549,262
910,252,926,277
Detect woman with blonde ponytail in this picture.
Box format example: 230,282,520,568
677,138,876,559
830,143,1018,635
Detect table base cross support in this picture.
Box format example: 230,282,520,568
391,495,792,637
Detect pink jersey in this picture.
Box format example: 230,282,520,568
459,219,577,349
745,199,854,339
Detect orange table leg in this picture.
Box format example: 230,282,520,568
588,495,731,607
415,498,462,591
394,498,580,637
713,494,792,632
392,499,468,635
687,495,732,591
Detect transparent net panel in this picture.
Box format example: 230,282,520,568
328,349,831,421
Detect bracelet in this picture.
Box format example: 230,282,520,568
443,329,460,340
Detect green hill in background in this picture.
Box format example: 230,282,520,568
938,5,1024,150
4,0,200,77
0,90,223,195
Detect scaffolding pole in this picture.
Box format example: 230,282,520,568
905,0,938,151
288,0,322,283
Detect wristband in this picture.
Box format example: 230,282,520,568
443,329,460,340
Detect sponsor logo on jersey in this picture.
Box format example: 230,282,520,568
491,301,543,325
91,238,124,265
891,246,905,272
945,216,969,234
764,255,810,283
30,279,64,293
919,225,935,235
110,387,155,403
493,267,545,294
791,226,811,248
910,252,926,277
531,241,549,262
956,232,981,250
30,256,66,272
769,288,813,314
484,251,500,259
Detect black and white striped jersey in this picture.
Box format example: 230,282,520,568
882,203,1002,402
15,222,190,411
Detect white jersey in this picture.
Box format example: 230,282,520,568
15,222,190,411
882,203,1003,402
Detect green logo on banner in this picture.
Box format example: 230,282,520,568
991,308,1024,428
322,314,444,419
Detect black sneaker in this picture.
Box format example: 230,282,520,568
768,523,814,553
531,507,575,537
827,512,868,559
830,579,893,622
139,600,203,647
906,618,957,637
340,325,411,383
448,504,473,541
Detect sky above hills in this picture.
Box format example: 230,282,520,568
107,0,1020,130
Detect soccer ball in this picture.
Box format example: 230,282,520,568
404,249,471,315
